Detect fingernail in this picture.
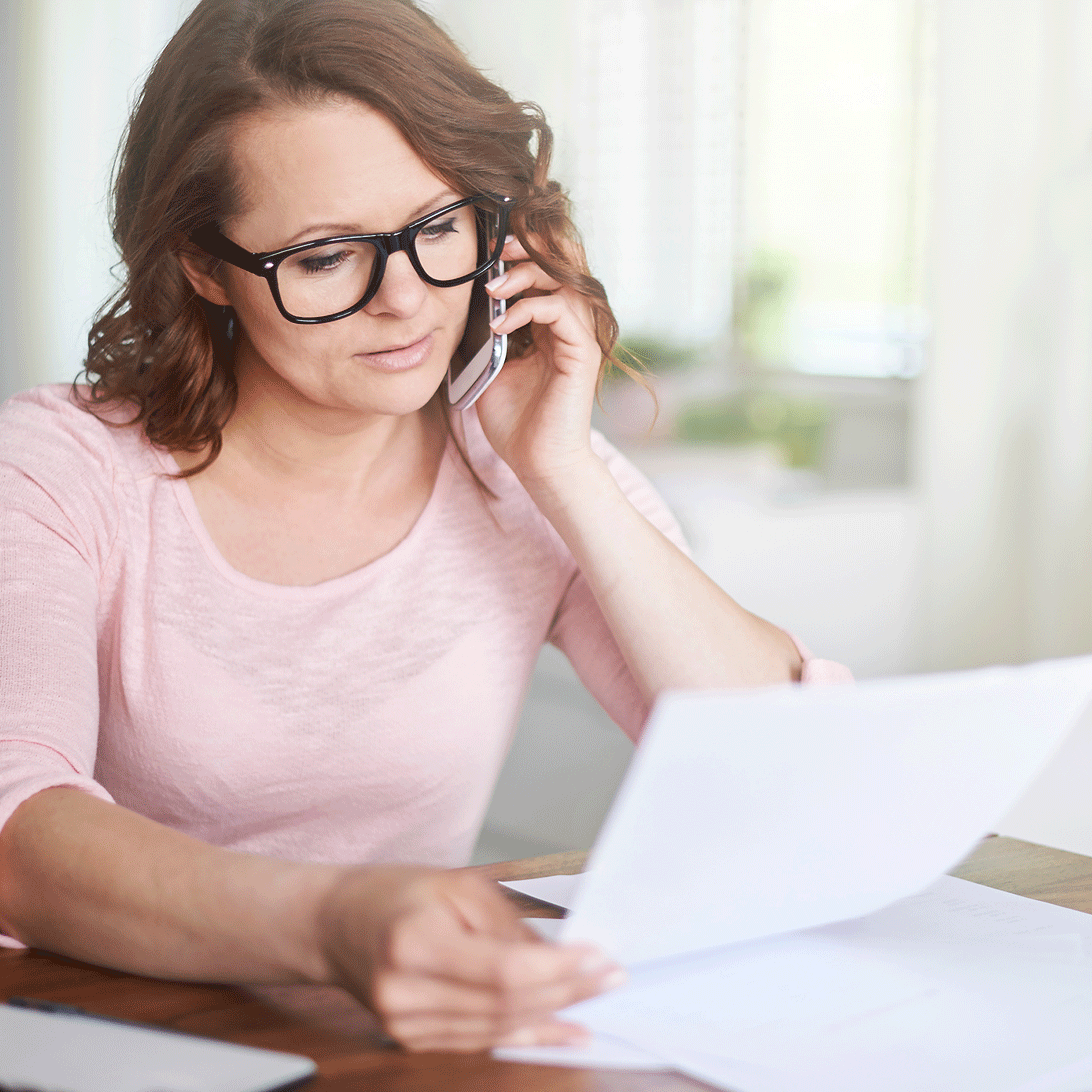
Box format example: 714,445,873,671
504,233,516,244
486,273,509,291
489,315,506,331
600,968,628,990
562,1029,592,1047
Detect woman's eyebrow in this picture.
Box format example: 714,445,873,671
405,190,462,221
279,191,462,248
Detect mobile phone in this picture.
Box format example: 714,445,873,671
447,260,507,410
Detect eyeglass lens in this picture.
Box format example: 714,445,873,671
274,197,500,320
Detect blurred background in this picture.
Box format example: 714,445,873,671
4,0,1092,859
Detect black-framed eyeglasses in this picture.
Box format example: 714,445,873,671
189,193,513,325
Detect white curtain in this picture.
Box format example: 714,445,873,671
913,0,1092,671
430,0,739,347
565,0,738,346
3,0,197,399
913,0,1092,855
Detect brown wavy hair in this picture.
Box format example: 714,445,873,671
79,0,630,473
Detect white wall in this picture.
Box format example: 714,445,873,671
650,469,918,680
2,0,197,399
0,0,17,400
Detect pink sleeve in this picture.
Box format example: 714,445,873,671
0,393,119,947
546,434,686,740
548,433,852,741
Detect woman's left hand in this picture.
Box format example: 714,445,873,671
473,237,603,489
472,243,808,697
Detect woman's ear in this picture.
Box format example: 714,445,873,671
176,246,232,307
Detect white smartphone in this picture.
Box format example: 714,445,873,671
447,260,507,410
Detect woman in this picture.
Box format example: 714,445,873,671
0,0,846,1054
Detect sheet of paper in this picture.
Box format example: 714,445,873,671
525,917,565,941
493,913,667,1072
628,971,1092,1092
564,876,1092,1092
995,699,1092,857
500,874,581,909
493,1031,668,1070
1014,1056,1092,1092
502,905,657,1070
561,657,1092,964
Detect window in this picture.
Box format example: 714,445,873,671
432,0,933,381
737,0,934,379
432,0,930,484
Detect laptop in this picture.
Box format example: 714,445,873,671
0,1001,316,1092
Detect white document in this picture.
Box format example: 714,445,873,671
561,658,1092,964
499,874,581,909
566,876,1092,1092
524,916,565,941
495,903,663,1070
996,698,1092,857
493,1030,668,1070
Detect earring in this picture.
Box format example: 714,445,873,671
198,298,238,369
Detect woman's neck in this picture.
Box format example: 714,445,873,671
231,357,428,490
170,354,450,586
175,346,445,498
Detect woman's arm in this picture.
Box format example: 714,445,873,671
0,787,334,981
526,455,801,700
477,242,803,700
0,787,620,1052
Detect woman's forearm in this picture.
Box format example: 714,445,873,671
0,785,621,1053
525,454,803,700
0,787,339,985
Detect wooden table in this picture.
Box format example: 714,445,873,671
3,835,1091,1091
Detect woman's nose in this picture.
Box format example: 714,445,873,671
364,250,428,319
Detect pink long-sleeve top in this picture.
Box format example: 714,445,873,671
0,385,848,949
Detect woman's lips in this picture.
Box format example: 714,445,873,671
358,333,435,372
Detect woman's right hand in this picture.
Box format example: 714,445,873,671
0,790,620,1054
316,865,626,1053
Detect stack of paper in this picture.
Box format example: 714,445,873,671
497,658,1092,1092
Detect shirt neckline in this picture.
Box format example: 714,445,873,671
153,436,455,599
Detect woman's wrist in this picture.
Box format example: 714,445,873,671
268,860,352,987
311,865,465,1004
309,863,420,994
513,445,609,518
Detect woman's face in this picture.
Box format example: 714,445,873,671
189,98,475,419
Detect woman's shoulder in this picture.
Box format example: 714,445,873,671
1,383,148,463
0,383,156,515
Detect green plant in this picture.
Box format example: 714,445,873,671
734,250,798,365
675,390,827,468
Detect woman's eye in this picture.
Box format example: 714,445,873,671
418,217,459,241
298,249,351,274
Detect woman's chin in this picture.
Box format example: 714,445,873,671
343,368,450,419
